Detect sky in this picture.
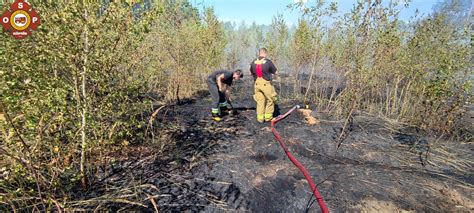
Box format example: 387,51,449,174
190,0,441,26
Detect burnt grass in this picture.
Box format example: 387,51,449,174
83,78,473,212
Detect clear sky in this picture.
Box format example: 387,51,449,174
190,0,441,26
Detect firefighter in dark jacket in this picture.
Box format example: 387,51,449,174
207,69,243,121
250,48,278,123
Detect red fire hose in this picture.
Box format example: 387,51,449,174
270,105,329,213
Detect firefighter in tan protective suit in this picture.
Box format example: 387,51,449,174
250,48,278,123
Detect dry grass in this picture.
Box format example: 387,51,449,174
297,109,320,125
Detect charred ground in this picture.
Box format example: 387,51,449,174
81,78,473,212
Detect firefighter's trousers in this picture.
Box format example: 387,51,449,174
253,78,277,122
207,78,226,116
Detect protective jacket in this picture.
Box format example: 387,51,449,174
250,57,277,81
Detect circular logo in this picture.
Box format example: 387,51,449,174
1,0,41,39
10,10,30,31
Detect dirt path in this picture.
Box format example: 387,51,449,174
84,79,473,212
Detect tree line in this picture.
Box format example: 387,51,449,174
1,0,226,210
223,0,472,134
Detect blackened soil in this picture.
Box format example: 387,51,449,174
86,77,473,212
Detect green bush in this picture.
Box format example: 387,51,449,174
0,1,226,210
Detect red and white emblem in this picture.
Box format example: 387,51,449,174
1,0,41,39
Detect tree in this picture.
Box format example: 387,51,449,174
0,0,228,210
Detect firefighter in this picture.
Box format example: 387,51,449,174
207,69,243,121
250,48,278,123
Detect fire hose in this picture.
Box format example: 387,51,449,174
270,105,329,213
